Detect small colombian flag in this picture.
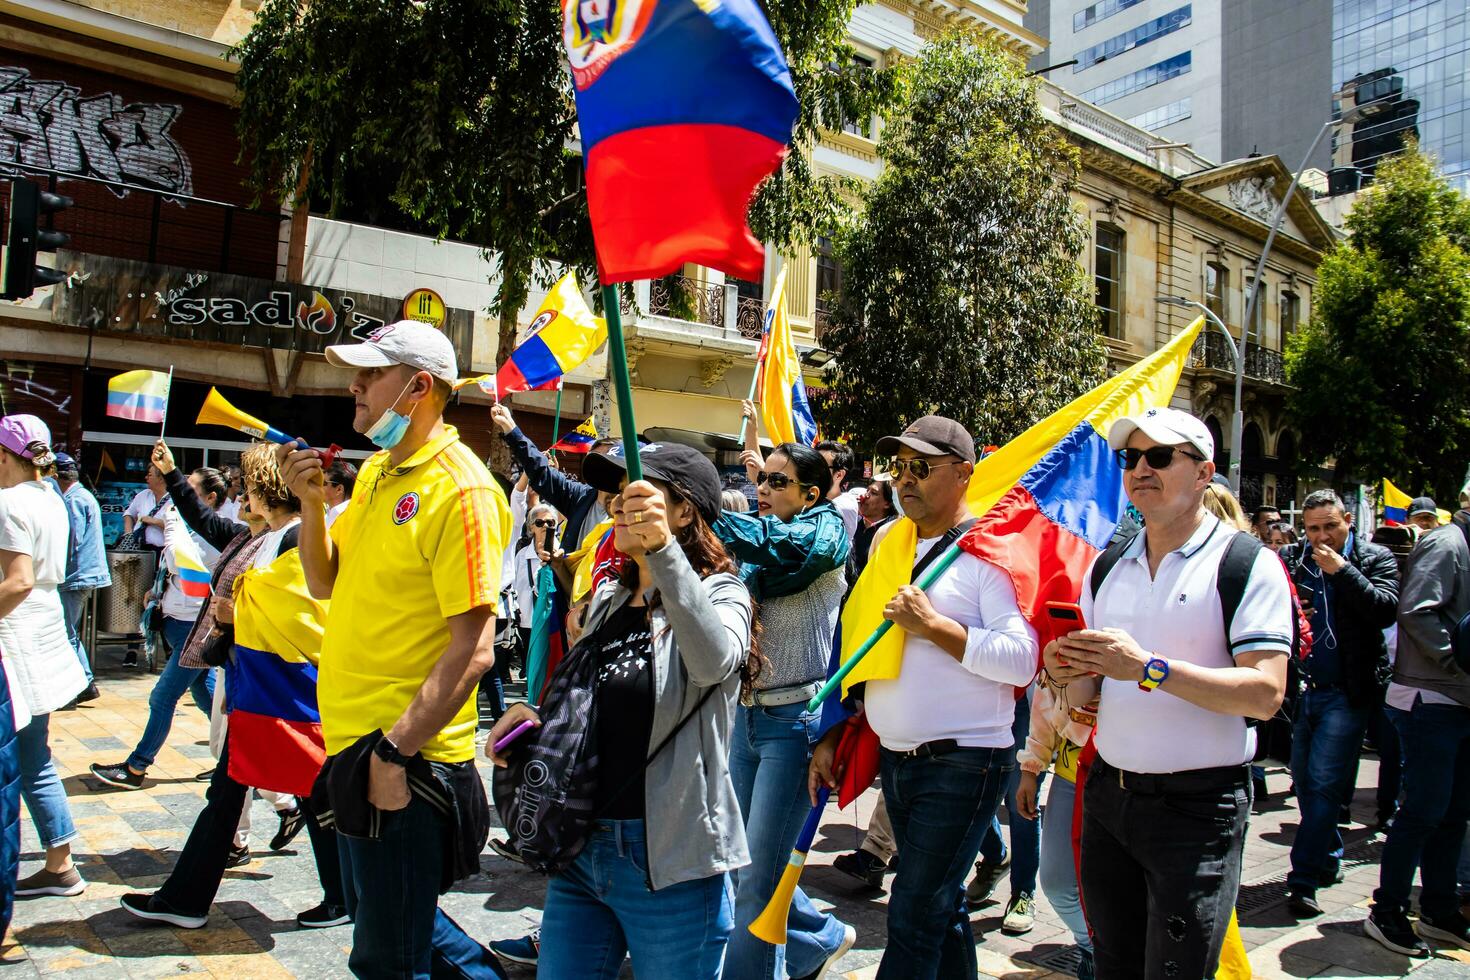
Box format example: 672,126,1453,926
551,417,599,454
1382,479,1414,526
106,370,171,424
172,531,212,599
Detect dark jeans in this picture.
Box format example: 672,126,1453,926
979,692,1043,895
1081,759,1249,980
336,792,506,979
1373,701,1403,818
878,745,1011,980
1373,699,1470,921
1288,687,1369,891
157,740,342,916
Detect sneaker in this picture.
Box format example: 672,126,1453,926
489,930,541,966
488,838,524,864
296,903,350,929
1287,888,1323,918
270,807,305,851
226,844,250,869
119,892,207,929
793,923,856,980
194,767,215,782
832,850,887,891
15,866,86,897
1416,912,1470,951
1338,803,1352,826
89,762,144,790
76,683,101,704
1319,865,1345,886
1365,905,1430,957
965,850,1010,905
122,651,138,668
1075,947,1096,980
1001,891,1036,935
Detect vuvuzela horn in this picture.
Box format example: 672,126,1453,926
749,787,831,945
196,388,341,465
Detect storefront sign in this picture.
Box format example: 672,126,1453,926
402,288,446,329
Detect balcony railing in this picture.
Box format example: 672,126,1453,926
649,275,725,327
1191,331,1286,385
736,296,764,340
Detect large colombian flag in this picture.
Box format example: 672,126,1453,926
563,0,799,282
1382,478,1413,526
106,370,171,424
495,273,607,394
226,549,327,798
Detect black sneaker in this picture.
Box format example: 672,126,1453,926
119,892,207,930
1416,912,1470,951
270,807,305,851
122,651,138,668
1287,888,1323,918
76,683,101,704
194,768,215,782
226,844,250,869
965,850,1010,905
90,762,144,790
488,838,524,864
832,850,887,891
1364,905,1430,957
296,903,350,929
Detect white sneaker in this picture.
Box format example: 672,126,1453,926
802,923,856,980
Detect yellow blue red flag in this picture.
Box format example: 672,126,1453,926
757,267,818,447
106,370,171,424
496,273,607,394
552,417,599,454
1381,479,1413,525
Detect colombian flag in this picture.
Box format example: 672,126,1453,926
563,0,799,282
106,370,171,424
173,543,211,599
226,549,327,798
552,417,600,454
1382,478,1413,526
757,267,818,447
496,274,607,394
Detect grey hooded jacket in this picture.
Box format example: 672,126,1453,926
577,540,753,890
1394,513,1470,707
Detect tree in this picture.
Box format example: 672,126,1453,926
817,32,1107,450
1285,146,1470,501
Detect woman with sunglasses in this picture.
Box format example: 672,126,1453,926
714,443,856,980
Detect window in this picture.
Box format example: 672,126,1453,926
1244,276,1264,339
1074,0,1147,33
1127,97,1193,131
1074,6,1192,72
1205,261,1228,324
1280,290,1300,337
1081,52,1192,106
830,54,876,140
1094,225,1125,338
732,276,763,304
815,235,843,330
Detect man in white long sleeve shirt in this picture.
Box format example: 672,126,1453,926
812,415,1037,980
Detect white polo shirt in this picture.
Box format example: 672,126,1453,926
1084,513,1293,774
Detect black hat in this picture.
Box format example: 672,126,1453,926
583,441,723,523
875,415,977,464
1408,496,1438,518
53,452,78,475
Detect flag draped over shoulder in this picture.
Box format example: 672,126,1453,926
227,549,327,798
496,274,607,395
1381,478,1413,526
562,0,799,282
757,267,819,448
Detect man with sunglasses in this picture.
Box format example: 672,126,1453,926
811,415,1038,980
1044,407,1292,980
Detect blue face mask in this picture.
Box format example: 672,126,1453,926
365,377,419,450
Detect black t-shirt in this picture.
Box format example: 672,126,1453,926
591,602,655,819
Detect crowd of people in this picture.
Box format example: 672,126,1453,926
0,320,1466,979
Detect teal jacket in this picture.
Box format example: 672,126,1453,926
714,501,851,601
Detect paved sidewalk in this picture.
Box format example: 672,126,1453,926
3,658,1466,977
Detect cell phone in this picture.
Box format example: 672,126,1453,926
1044,601,1087,637
541,524,556,555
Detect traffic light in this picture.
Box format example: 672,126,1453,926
2,179,72,299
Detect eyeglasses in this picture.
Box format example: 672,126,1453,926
531,518,558,529
887,459,959,481
756,471,808,492
1115,446,1206,471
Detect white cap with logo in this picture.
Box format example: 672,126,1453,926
1107,407,1215,460
325,320,459,384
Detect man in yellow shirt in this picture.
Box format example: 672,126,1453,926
280,320,510,979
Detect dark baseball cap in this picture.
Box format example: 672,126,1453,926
1409,496,1438,517
53,451,77,472
875,415,977,464
583,441,724,523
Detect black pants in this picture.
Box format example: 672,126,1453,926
1081,759,1249,980
156,740,344,916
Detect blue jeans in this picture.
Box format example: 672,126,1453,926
127,616,214,773
879,745,1011,980
16,713,76,849
336,791,505,979
1038,775,1090,950
727,703,847,979
1287,687,1369,891
59,588,92,684
539,819,733,980
979,692,1042,895
1374,699,1470,921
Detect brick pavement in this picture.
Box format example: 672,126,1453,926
3,656,1466,978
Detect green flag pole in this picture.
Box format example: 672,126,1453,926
548,383,564,460
600,285,643,481
806,539,966,712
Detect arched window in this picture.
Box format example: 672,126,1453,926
1205,416,1226,470
1242,422,1265,463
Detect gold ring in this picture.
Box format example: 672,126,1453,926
629,512,644,524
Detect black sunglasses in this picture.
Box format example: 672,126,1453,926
1115,446,1207,471
756,471,808,492
531,518,557,529
887,458,959,481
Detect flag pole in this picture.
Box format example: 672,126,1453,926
600,285,643,481
549,382,564,459
738,349,763,447
160,365,174,438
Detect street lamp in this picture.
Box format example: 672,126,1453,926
1157,295,1244,495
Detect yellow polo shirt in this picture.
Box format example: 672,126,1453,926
317,427,510,762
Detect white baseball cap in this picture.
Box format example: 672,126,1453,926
325,320,459,384
1107,407,1215,460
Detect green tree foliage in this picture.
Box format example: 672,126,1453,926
817,32,1107,449
1285,146,1470,500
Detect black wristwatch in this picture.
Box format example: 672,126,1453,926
374,735,411,767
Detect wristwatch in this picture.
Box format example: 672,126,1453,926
1138,657,1170,692
374,735,411,767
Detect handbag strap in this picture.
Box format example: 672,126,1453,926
913,518,977,580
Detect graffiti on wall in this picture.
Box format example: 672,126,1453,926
0,66,193,196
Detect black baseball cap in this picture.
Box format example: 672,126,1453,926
875,415,977,464
583,441,723,523
53,452,78,474
1409,496,1438,517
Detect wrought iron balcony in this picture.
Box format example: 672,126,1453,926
1190,331,1286,385
649,274,726,327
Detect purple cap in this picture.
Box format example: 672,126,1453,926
0,415,51,460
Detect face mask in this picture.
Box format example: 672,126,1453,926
365,377,420,450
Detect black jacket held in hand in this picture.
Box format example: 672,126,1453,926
1280,536,1400,708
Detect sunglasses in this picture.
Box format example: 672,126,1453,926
887,459,959,481
756,471,808,492
1115,446,1207,471
531,518,558,529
